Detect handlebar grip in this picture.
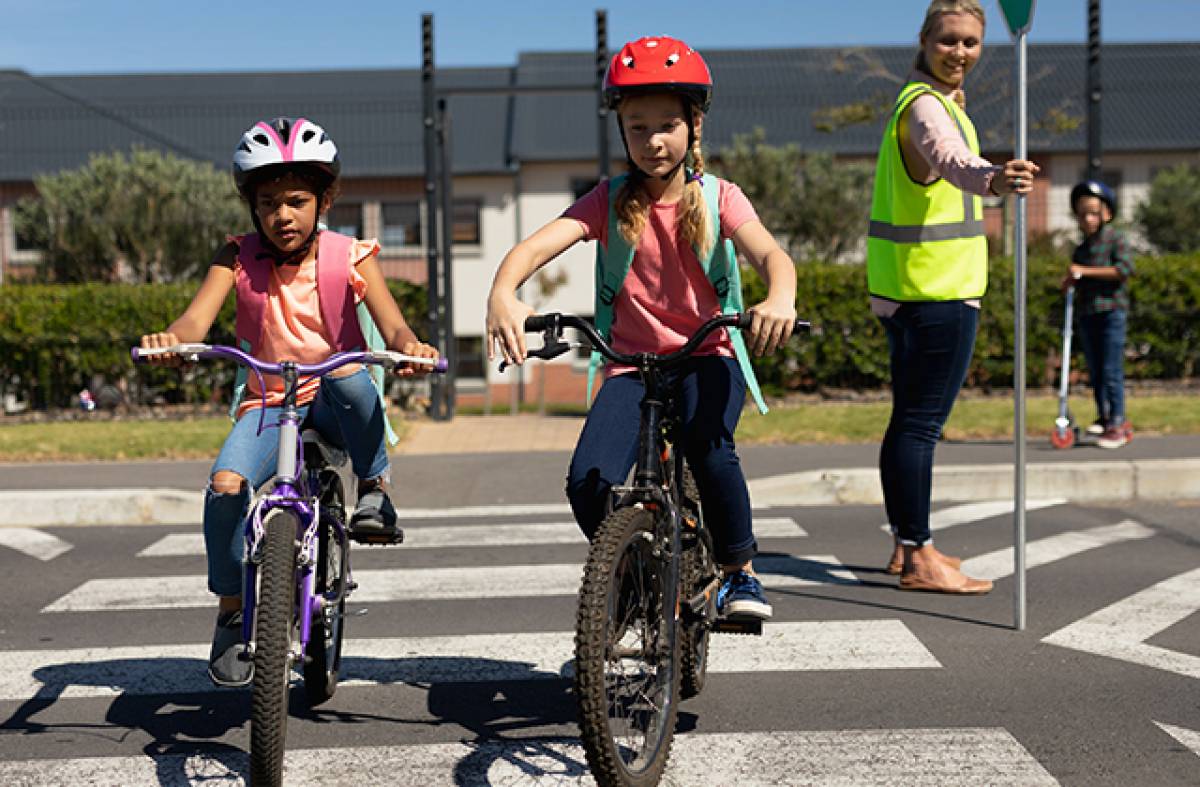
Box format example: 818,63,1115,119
130,347,144,364
524,314,553,332
794,318,812,332
433,357,449,373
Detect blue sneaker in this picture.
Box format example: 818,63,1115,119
717,571,772,621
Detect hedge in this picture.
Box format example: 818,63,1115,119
740,253,1200,393
0,281,426,409
1,255,1196,409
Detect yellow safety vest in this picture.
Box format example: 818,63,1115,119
867,81,987,301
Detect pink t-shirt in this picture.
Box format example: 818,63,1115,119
233,237,378,418
563,177,759,374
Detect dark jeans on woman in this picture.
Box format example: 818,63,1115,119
566,355,756,567
1077,309,1127,426
878,301,979,546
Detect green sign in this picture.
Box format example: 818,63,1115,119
998,0,1037,36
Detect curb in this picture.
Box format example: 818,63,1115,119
1,458,1197,528
747,458,1200,507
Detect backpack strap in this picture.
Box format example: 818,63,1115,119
587,174,634,403
696,176,768,415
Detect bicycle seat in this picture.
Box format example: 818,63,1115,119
302,429,349,469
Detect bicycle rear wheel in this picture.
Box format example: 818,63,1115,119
250,508,299,787
679,464,714,700
304,469,347,706
576,505,679,787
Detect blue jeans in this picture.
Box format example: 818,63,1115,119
878,301,979,546
566,356,757,567
1078,309,1127,426
203,368,389,596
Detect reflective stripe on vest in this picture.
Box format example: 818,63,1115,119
867,82,987,301
587,173,768,414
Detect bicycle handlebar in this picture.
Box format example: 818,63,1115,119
131,344,449,374
518,312,810,370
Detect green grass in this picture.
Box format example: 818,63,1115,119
0,416,409,462
1,393,1197,461
735,392,1200,445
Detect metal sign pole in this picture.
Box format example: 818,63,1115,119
1012,29,1029,631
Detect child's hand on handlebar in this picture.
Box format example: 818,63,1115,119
746,297,798,356
486,293,535,366
139,332,184,366
396,341,440,376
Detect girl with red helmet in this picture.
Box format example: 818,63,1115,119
139,117,439,687
487,37,798,621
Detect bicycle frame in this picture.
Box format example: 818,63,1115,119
132,343,446,656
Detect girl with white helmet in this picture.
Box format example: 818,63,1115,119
487,36,798,622
140,117,438,687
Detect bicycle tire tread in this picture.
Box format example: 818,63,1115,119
575,505,679,787
250,509,298,787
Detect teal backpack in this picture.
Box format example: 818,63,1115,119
587,173,769,414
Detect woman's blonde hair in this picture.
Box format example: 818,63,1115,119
913,0,987,71
612,97,712,257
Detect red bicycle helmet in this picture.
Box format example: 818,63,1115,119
603,36,713,112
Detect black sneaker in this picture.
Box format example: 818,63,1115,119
208,610,252,688
349,483,403,544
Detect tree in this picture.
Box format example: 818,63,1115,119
1137,163,1200,254
14,147,247,282
712,128,874,263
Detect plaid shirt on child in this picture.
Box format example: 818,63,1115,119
1072,223,1134,315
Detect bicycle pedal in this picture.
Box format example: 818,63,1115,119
712,618,763,636
349,528,405,546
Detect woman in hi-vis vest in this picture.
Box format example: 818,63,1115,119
867,0,1038,594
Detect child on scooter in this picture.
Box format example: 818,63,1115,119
1063,180,1134,449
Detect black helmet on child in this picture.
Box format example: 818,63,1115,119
1070,180,1117,216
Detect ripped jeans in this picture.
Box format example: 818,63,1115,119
203,368,389,596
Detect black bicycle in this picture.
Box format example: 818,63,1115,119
513,311,807,786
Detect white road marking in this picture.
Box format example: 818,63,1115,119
0,620,937,701
878,498,1067,534
45,554,854,612
1043,566,1200,680
959,520,1155,581
0,728,1057,786
135,517,807,556
0,528,72,561
1155,721,1200,759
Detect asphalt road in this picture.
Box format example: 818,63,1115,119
0,485,1196,785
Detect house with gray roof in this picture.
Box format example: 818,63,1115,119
2,42,1196,396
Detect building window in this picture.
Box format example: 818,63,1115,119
381,201,422,249
13,220,41,252
452,199,482,246
455,336,485,379
572,178,600,200
325,203,362,238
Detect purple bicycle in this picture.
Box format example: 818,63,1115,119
132,343,446,786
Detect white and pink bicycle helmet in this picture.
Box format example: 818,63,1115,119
232,117,340,196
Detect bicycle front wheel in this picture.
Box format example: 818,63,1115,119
679,464,714,700
251,508,299,787
575,505,680,787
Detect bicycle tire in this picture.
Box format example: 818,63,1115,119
250,508,299,787
576,505,680,787
678,464,713,700
304,469,347,706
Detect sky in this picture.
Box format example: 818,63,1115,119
2,0,1198,75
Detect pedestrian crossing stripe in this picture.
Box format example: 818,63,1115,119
0,729,1059,786
0,528,72,561
0,620,939,702
877,499,1067,534
42,555,858,613
1042,566,1200,680
959,520,1154,581
134,517,808,557
1155,721,1200,760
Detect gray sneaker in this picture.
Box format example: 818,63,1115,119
350,484,403,544
208,610,253,687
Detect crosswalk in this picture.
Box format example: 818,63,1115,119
0,498,1195,785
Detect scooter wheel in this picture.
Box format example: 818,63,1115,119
1050,427,1075,449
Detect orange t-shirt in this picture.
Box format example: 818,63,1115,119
234,238,379,419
